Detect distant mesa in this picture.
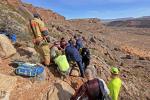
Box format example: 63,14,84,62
104,16,150,28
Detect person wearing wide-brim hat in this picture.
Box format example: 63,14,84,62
108,67,122,100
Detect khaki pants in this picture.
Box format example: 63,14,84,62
35,44,50,65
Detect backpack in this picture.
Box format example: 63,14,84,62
86,78,111,100
54,55,70,72
81,48,90,68
15,63,44,77
81,48,90,59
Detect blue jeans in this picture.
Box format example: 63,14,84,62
76,60,85,77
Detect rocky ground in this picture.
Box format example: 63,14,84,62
0,0,149,100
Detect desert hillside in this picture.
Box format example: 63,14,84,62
0,0,149,100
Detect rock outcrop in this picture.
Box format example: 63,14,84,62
0,74,17,100
47,80,75,100
24,4,65,23
6,0,22,7
0,34,16,58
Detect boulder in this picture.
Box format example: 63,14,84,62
47,80,75,100
0,34,16,58
0,57,1,64
70,67,80,77
17,47,37,57
56,26,65,32
90,36,96,43
138,57,145,60
0,74,17,100
125,55,132,59
11,46,40,63
64,77,84,91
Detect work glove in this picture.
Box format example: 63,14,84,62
45,36,51,43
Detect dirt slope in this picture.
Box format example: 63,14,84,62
0,0,149,100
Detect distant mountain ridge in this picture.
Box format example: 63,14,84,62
102,17,134,23
105,16,150,28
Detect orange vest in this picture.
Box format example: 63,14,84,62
30,18,48,38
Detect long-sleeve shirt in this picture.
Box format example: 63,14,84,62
65,44,82,62
108,77,122,100
50,46,61,59
76,38,83,50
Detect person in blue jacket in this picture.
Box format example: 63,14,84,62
74,35,84,51
65,38,85,77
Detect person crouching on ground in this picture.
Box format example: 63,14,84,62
52,43,70,79
50,41,62,62
108,67,122,100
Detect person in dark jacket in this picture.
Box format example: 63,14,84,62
74,35,84,51
65,39,85,77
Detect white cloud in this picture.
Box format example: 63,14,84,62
86,7,150,19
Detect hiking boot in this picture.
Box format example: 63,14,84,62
81,74,85,78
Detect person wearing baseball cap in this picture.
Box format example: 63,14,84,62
108,67,122,100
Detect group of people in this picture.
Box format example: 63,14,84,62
50,36,88,78
30,13,89,78
71,67,122,100
29,13,122,100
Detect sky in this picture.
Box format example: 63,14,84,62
22,0,150,19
